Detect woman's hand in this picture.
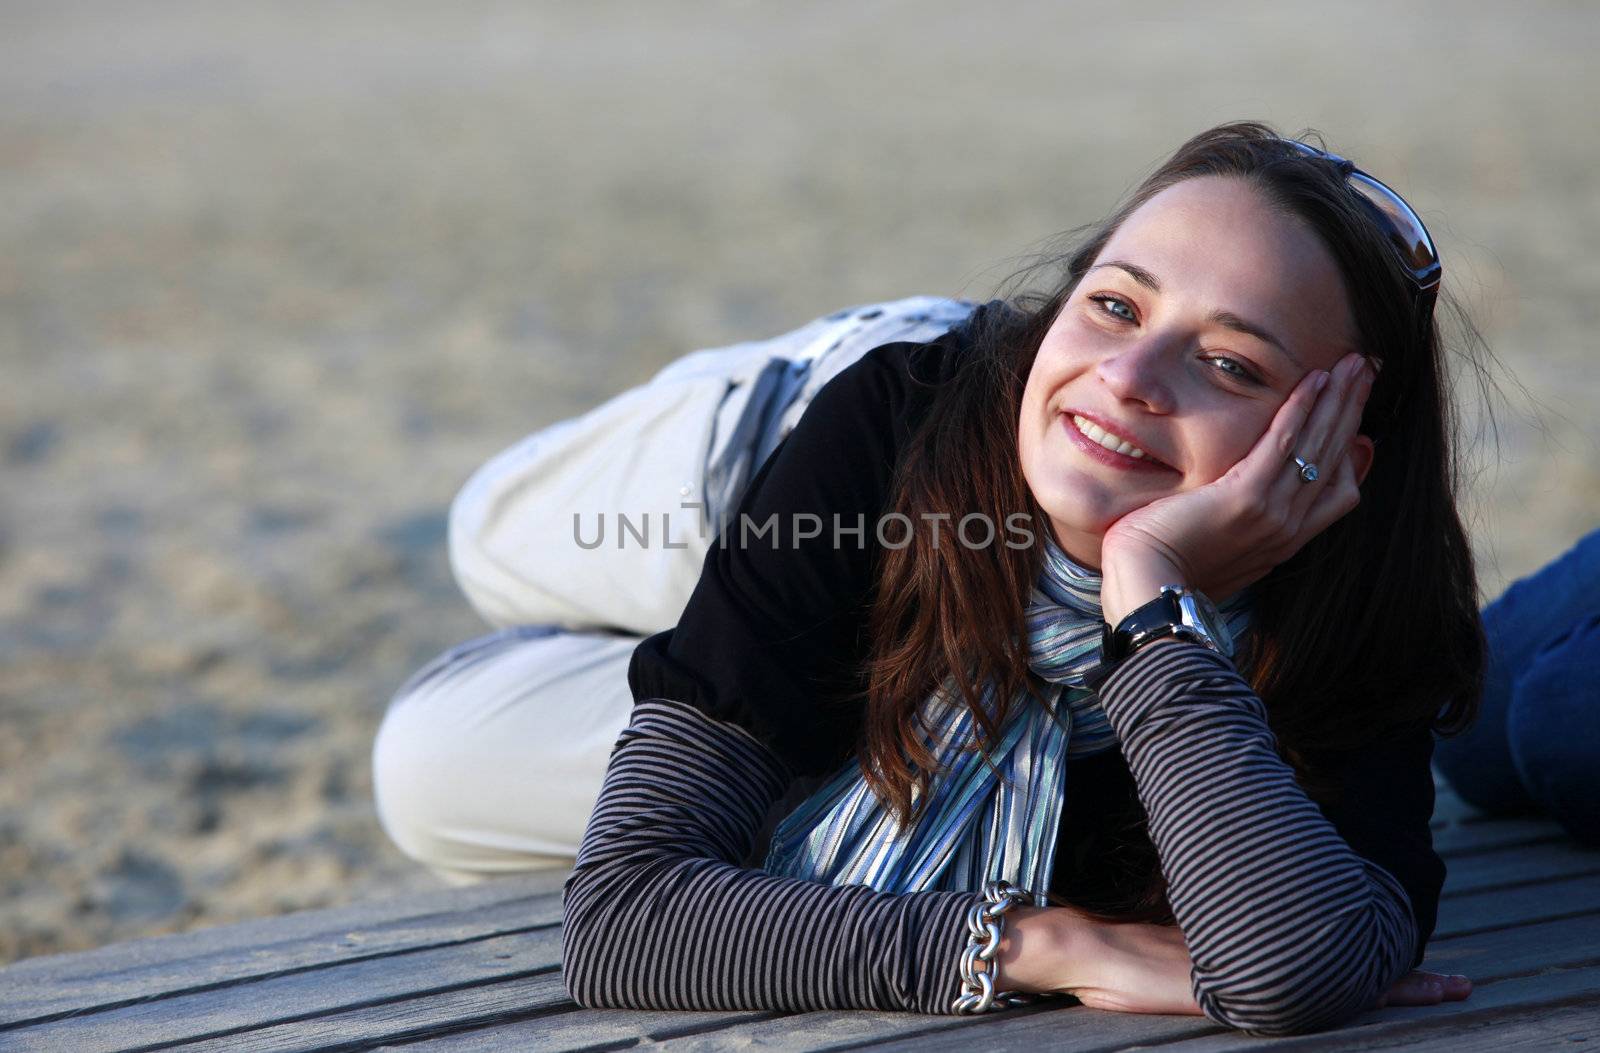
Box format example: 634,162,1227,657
996,906,1204,1016
1098,351,1376,625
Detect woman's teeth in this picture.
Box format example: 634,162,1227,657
1071,415,1148,459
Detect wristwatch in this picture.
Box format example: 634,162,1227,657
1086,585,1233,689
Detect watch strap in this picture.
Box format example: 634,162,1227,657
1108,589,1185,661
1086,586,1221,690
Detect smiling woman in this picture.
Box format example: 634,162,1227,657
373,121,1493,1037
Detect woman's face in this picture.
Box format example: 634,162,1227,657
1019,174,1368,571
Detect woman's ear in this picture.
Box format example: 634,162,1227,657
1350,435,1375,486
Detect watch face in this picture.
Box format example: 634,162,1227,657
1178,590,1232,655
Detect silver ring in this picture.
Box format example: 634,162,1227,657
1293,456,1319,483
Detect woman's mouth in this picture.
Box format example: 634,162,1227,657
1061,413,1174,472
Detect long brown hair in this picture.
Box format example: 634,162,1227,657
856,121,1490,924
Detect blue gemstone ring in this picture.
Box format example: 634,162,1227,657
1293,456,1319,483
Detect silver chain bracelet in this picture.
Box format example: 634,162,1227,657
951,879,1040,1014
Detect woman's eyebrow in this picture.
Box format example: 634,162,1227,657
1088,260,1303,369
1209,309,1303,369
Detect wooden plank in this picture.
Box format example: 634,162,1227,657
369,1008,780,1052
0,892,564,1029
0,870,563,994
600,1004,1212,1053
1437,872,1600,936
3,928,567,1053
146,973,570,1053
1397,999,1600,1051
1437,839,1600,896
1418,910,1600,981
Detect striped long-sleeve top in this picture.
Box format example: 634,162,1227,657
561,304,1447,1036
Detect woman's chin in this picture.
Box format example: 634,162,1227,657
1043,488,1142,536
1027,465,1171,555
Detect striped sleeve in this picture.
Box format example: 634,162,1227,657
560,697,983,1015
1098,638,1424,1037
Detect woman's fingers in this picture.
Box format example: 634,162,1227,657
1290,352,1359,470
1378,969,1474,1007
1295,354,1373,504
1277,352,1369,510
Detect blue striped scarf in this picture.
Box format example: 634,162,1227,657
762,531,1253,903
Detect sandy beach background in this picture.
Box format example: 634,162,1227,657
2,1,1596,963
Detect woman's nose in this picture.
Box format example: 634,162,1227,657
1095,338,1176,414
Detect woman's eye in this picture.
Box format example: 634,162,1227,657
1089,295,1136,323
1203,355,1258,385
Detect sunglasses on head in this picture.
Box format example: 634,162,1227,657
1281,139,1441,323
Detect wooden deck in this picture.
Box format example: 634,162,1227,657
3,779,1598,1052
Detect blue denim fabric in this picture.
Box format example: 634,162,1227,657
1434,528,1600,844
